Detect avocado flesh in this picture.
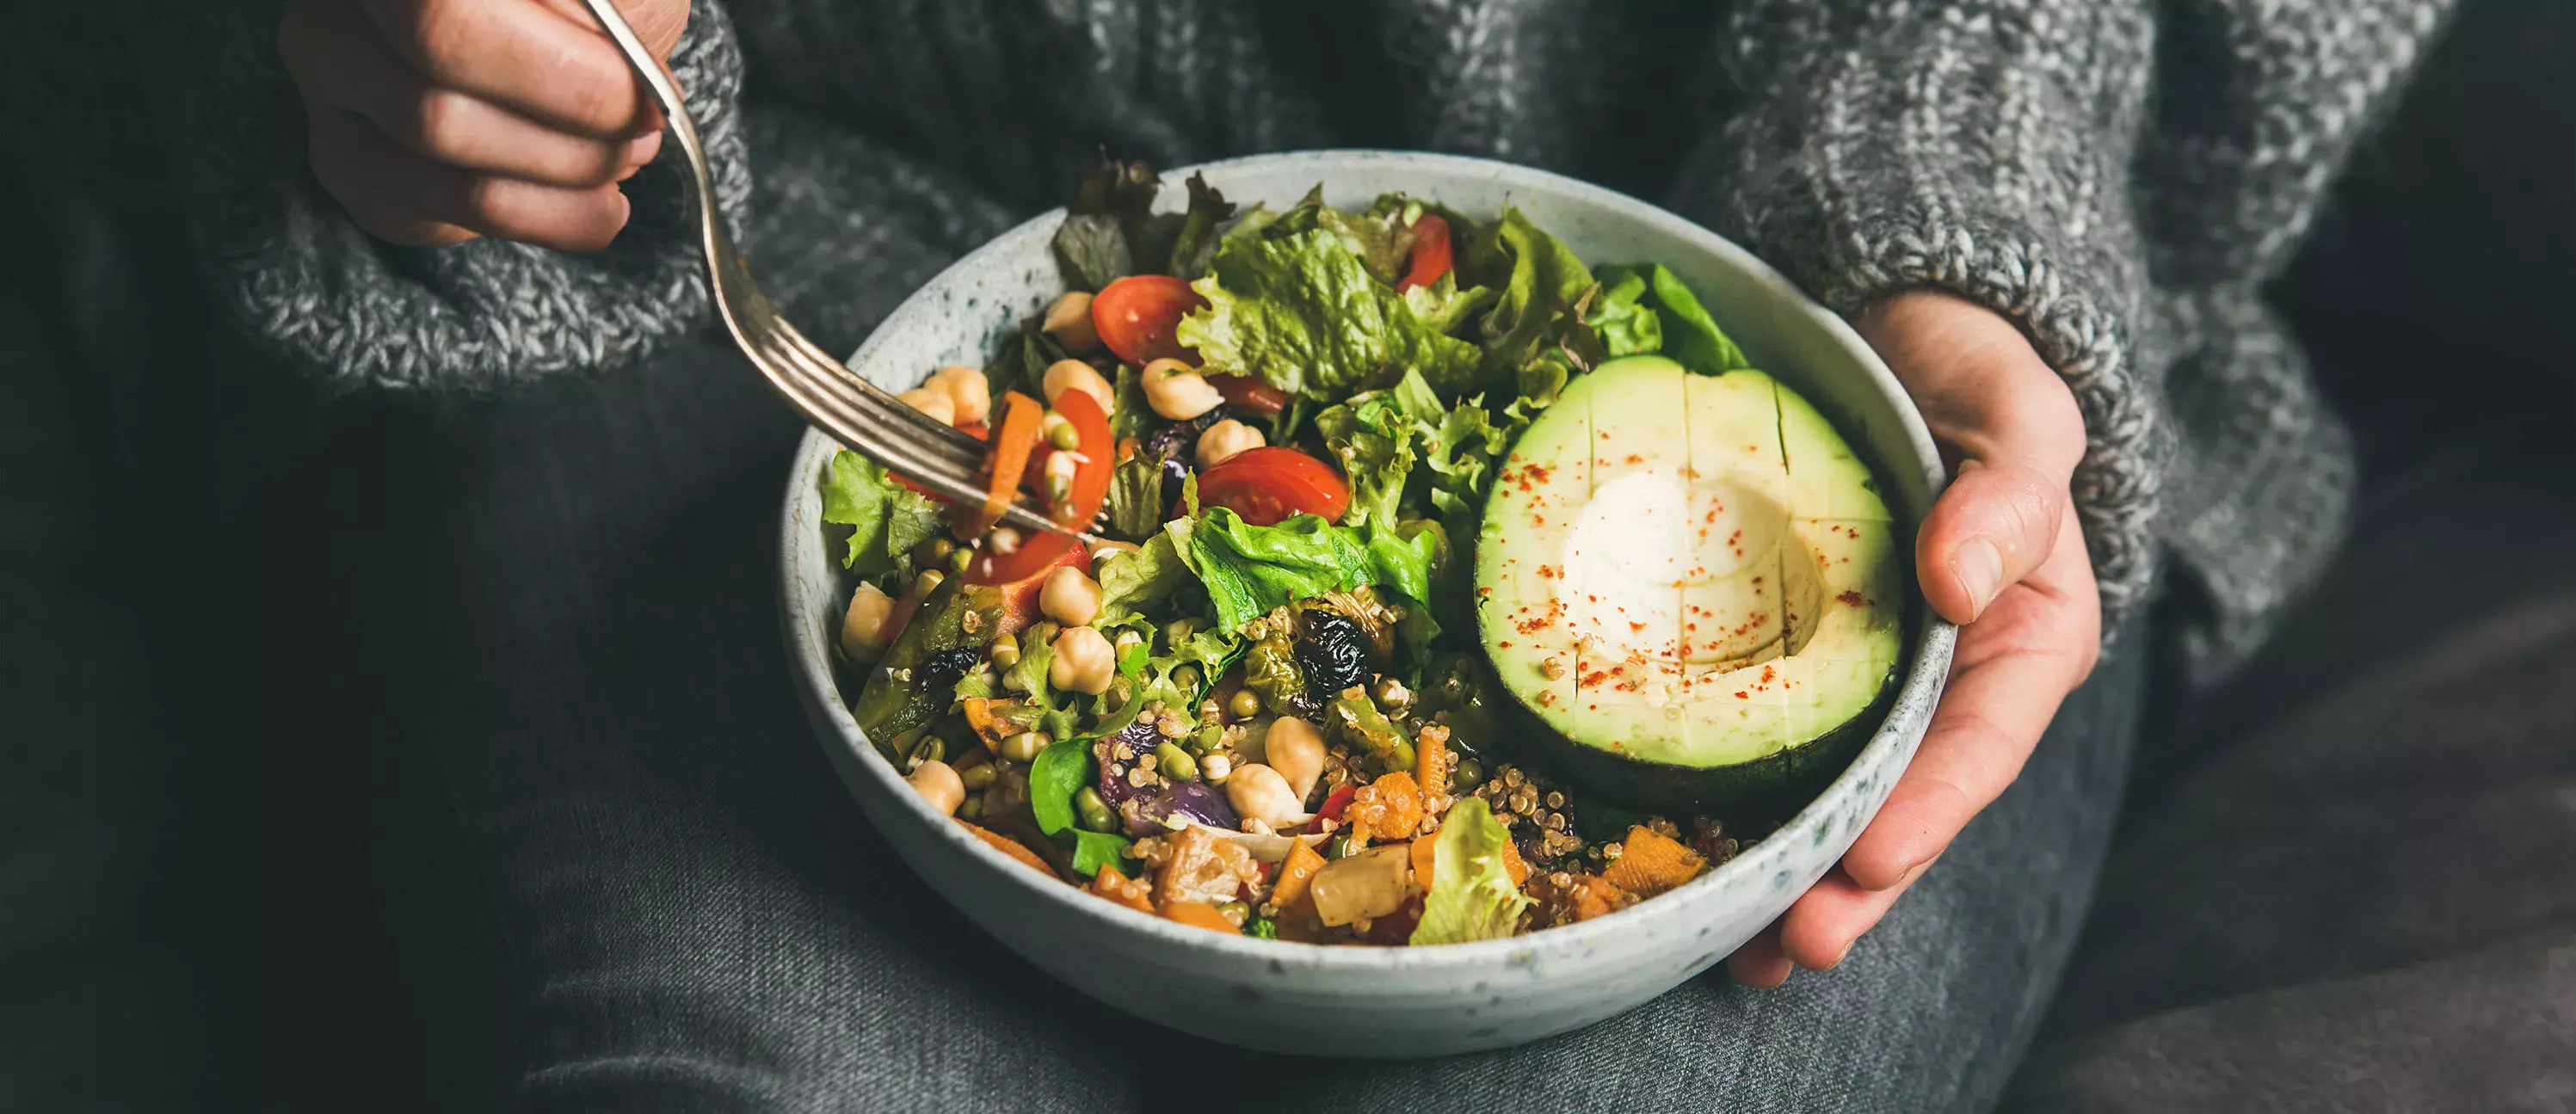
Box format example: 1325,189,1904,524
1473,355,1903,815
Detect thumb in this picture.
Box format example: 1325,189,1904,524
1917,459,2068,625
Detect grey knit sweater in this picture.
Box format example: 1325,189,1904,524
9,0,2458,674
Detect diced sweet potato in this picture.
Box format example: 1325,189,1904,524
958,819,1056,876
1271,839,1328,911
1088,862,1155,914
1602,825,1707,897
1158,900,1241,935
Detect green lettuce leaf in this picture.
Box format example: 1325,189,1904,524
1642,264,1750,373
1467,207,1596,379
1070,831,1131,877
1402,273,1499,335
1175,229,1482,401
1315,370,1509,527
1185,508,1436,631
1165,172,1239,280
1053,157,1184,291
819,450,945,576
1584,265,1664,358
1095,530,1195,627
1105,449,1167,540
1027,736,1089,836
1409,798,1533,945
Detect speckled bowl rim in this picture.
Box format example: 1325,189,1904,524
780,150,1957,974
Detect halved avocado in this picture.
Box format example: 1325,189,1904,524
1472,355,1904,816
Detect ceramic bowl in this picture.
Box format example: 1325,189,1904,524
779,151,1956,1059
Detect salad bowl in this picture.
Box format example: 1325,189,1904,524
779,150,1956,1059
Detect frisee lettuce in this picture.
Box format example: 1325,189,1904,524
1185,508,1436,632
1409,798,1533,945
1176,229,1482,402
819,450,945,576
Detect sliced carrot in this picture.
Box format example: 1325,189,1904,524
969,392,1044,538
1414,726,1450,797
1601,826,1706,897
1157,900,1241,935
958,820,1055,877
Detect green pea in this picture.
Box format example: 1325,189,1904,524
911,537,955,569
1075,787,1116,833
945,546,973,575
1043,411,1081,451
989,637,1021,669
1000,730,1049,763
959,762,997,790
1226,688,1262,720
956,794,983,822
1171,664,1203,692
1451,759,1485,789
913,569,946,597
1154,742,1199,782
1191,724,1224,754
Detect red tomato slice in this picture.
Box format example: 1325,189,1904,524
1197,446,1352,526
971,543,1090,637
1204,373,1288,416
1317,784,1358,822
1396,213,1452,293
967,388,1116,584
1091,274,1206,366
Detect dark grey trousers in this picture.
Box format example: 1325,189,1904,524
193,333,2145,1113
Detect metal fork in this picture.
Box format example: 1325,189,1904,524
582,0,1067,538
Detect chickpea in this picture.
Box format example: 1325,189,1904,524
839,582,897,662
1041,291,1100,353
1048,625,1116,695
1042,359,1115,413
1263,717,1328,802
907,759,964,816
1139,357,1224,421
1038,566,1102,627
896,386,956,427
926,365,990,426
1225,763,1313,828
1194,418,1266,470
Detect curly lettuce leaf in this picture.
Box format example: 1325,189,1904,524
1095,530,1195,628
1641,264,1750,373
1105,449,1167,540
1176,230,1482,401
1402,272,1499,335
1186,508,1436,631
1315,370,1509,527
1585,265,1664,358
1465,206,1596,379
820,450,945,576
1409,798,1533,945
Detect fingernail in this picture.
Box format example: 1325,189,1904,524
1823,939,1855,970
625,130,663,166
1952,537,2003,615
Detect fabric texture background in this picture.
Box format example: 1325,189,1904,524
0,0,2465,674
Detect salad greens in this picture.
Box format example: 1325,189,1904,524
834,157,1759,946
1179,230,1483,399
1410,799,1533,946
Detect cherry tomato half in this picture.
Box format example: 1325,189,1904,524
971,542,1089,638
1396,213,1453,293
966,387,1115,584
1205,372,1289,416
1091,274,1206,367
1197,446,1352,526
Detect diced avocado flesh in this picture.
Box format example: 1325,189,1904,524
1474,355,1903,815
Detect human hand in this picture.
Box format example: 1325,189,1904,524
1727,290,2102,987
278,0,690,252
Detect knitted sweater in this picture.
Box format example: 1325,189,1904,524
7,0,2458,674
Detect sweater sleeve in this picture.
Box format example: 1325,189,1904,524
213,5,754,392
1674,0,2168,626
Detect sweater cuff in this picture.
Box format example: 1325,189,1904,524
1673,3,2167,627
220,5,752,391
